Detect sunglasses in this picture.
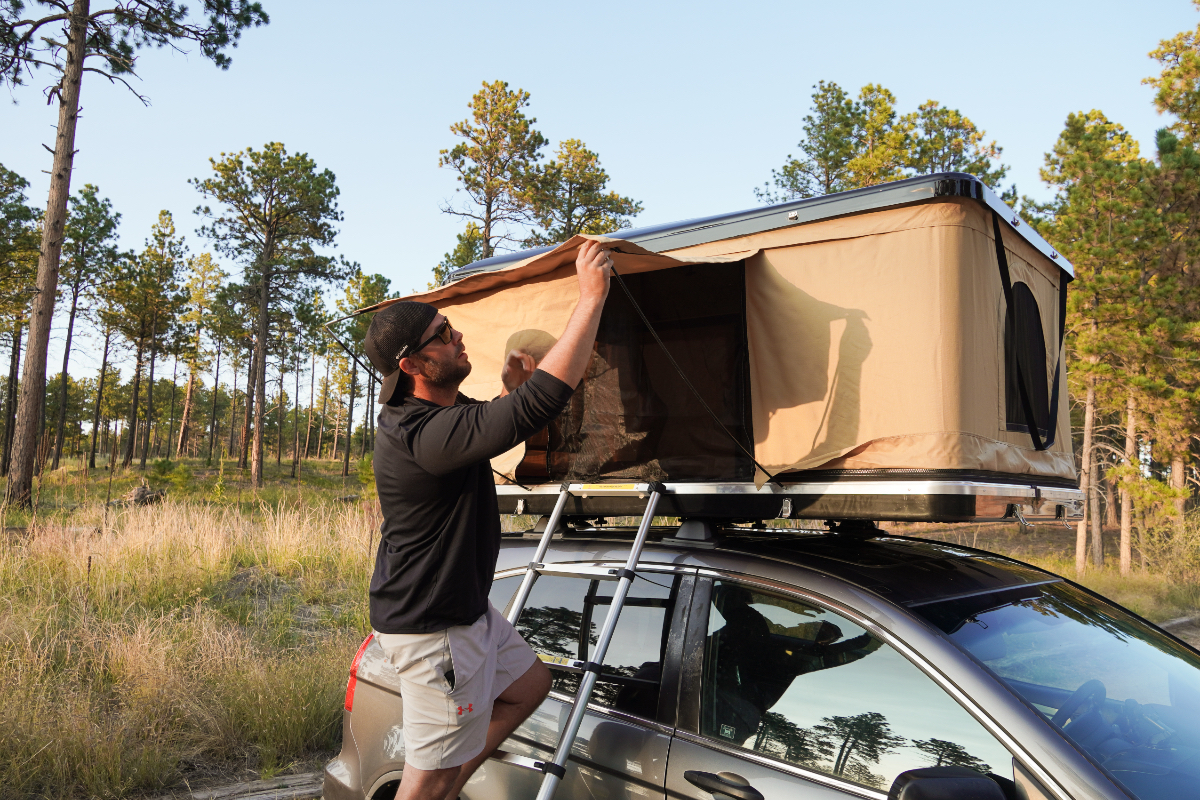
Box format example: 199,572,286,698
411,317,454,355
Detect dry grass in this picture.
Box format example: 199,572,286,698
0,500,379,800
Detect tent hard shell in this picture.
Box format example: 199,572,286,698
369,173,1083,524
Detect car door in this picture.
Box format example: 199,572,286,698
466,565,695,800
667,576,1016,800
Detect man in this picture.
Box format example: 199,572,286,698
363,240,613,800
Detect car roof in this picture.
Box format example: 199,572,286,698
503,528,1057,610
718,532,1056,608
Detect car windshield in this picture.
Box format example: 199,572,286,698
914,580,1200,800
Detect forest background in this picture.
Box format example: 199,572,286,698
6,1,1200,798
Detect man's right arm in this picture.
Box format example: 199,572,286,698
408,241,613,476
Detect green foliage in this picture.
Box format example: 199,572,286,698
211,459,228,502
0,161,38,323
0,1,269,90
524,138,643,247
439,80,547,258
756,80,858,202
357,454,375,497
905,100,1007,184
756,81,1008,202
432,222,486,288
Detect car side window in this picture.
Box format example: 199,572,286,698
489,574,521,615
515,572,679,720
700,581,1011,791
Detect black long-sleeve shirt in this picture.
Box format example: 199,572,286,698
369,369,574,634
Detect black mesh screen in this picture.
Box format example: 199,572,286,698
517,261,754,483
1004,281,1050,435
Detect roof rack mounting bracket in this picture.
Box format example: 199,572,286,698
826,519,884,540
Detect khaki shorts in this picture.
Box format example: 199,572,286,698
374,603,537,771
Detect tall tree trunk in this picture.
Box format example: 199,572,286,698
177,367,196,457
165,357,178,460
4,0,87,507
227,362,239,457
1105,473,1118,529
1076,377,1096,576
206,340,222,464
1171,454,1186,534
291,352,300,479
359,371,369,460
342,363,357,477
141,331,157,468
276,368,284,467
1120,393,1137,576
239,346,256,470
331,398,341,462
317,358,330,458
250,262,272,488
88,327,111,469
303,351,316,458
2,315,23,476
51,280,83,470
1091,459,1104,568
123,340,145,468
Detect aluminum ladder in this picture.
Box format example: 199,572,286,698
503,481,666,800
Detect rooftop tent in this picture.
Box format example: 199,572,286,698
378,173,1081,522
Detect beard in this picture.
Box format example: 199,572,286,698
414,349,472,389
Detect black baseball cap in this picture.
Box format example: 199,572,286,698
365,301,438,404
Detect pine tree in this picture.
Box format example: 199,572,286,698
524,139,643,247
194,142,347,487
756,81,858,202
1041,110,1144,573
176,252,227,456
439,80,547,258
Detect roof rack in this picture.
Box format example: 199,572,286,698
498,476,1082,524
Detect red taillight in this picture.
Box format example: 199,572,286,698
344,633,375,712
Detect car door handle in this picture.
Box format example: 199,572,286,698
684,770,765,800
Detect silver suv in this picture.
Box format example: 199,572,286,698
324,523,1200,800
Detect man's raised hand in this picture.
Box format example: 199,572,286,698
576,240,612,306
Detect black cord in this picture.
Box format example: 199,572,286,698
493,468,531,491
607,265,779,484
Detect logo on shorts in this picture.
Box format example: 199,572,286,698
457,704,473,716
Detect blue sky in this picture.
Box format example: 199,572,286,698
3,0,1197,380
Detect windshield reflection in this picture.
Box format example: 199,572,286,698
915,581,1200,800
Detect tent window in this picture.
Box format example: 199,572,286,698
1004,281,1050,435
517,261,754,483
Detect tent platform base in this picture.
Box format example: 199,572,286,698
496,478,1083,524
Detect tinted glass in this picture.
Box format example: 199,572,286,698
489,575,521,616
917,581,1200,800
515,572,678,718
701,581,1009,791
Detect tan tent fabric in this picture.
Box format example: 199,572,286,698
390,236,746,481
385,198,1073,487
702,198,1071,486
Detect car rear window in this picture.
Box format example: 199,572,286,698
513,571,679,720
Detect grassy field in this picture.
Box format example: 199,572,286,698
1,459,1198,799
1,458,378,800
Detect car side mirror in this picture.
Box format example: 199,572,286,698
889,766,1006,800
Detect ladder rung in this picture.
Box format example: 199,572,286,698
567,482,662,498
532,564,636,581
537,654,601,673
